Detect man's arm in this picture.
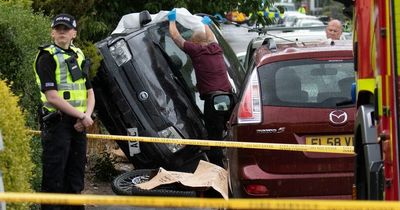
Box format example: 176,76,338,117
169,21,186,49
167,9,186,49
204,24,217,44
201,16,217,44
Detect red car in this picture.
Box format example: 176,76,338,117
227,38,355,199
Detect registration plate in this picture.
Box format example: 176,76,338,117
127,128,141,156
306,135,353,146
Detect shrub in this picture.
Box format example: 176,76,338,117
0,3,50,126
0,3,50,199
0,79,34,210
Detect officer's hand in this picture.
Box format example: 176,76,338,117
81,114,94,129
168,8,177,21
201,16,212,25
74,121,85,132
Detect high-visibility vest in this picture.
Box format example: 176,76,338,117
264,8,277,19
34,44,87,112
298,7,306,14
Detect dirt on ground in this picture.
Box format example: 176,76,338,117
82,127,134,196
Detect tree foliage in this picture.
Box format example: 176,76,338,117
1,0,32,9
0,3,51,197
31,0,274,42
0,2,50,126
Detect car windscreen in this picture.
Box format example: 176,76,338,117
258,59,354,108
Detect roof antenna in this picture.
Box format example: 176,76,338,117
330,40,335,46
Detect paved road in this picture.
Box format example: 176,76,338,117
220,23,259,53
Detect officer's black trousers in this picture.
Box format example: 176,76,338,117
41,115,87,210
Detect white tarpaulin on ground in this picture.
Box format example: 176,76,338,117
135,160,229,200
112,8,204,34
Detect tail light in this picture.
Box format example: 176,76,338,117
245,184,269,196
238,68,261,124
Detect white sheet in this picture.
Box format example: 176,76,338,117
112,8,204,34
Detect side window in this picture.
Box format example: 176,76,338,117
148,22,205,112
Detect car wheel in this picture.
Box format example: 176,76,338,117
112,169,197,197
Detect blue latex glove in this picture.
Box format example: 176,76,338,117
201,16,212,25
168,9,176,21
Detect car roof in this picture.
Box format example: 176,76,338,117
250,30,328,49
255,40,353,67
242,29,329,70
294,19,325,27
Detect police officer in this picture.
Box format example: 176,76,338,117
34,13,95,210
298,5,306,14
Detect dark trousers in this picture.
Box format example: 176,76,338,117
41,115,87,210
203,97,230,167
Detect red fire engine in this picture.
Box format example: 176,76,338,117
351,0,400,200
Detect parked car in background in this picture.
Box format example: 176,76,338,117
226,11,247,24
280,11,307,27
227,37,355,199
292,18,325,27
291,15,324,27
92,10,244,172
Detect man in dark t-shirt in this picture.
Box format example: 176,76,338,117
168,9,232,167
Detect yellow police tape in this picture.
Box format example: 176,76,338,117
29,130,354,154
0,192,399,210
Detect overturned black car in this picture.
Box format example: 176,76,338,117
92,10,244,173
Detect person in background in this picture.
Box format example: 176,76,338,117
298,4,306,14
325,19,343,40
34,13,95,210
276,5,285,24
167,9,232,168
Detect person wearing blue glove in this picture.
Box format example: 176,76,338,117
168,11,232,169
167,8,176,21
201,16,212,25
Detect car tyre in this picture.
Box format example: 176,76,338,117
112,169,197,197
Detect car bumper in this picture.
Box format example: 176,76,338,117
237,164,354,198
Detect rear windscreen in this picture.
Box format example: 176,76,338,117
258,59,354,108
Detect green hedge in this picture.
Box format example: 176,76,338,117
0,3,50,126
0,3,51,203
0,79,34,210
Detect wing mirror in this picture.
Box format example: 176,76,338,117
212,93,235,112
139,10,152,26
